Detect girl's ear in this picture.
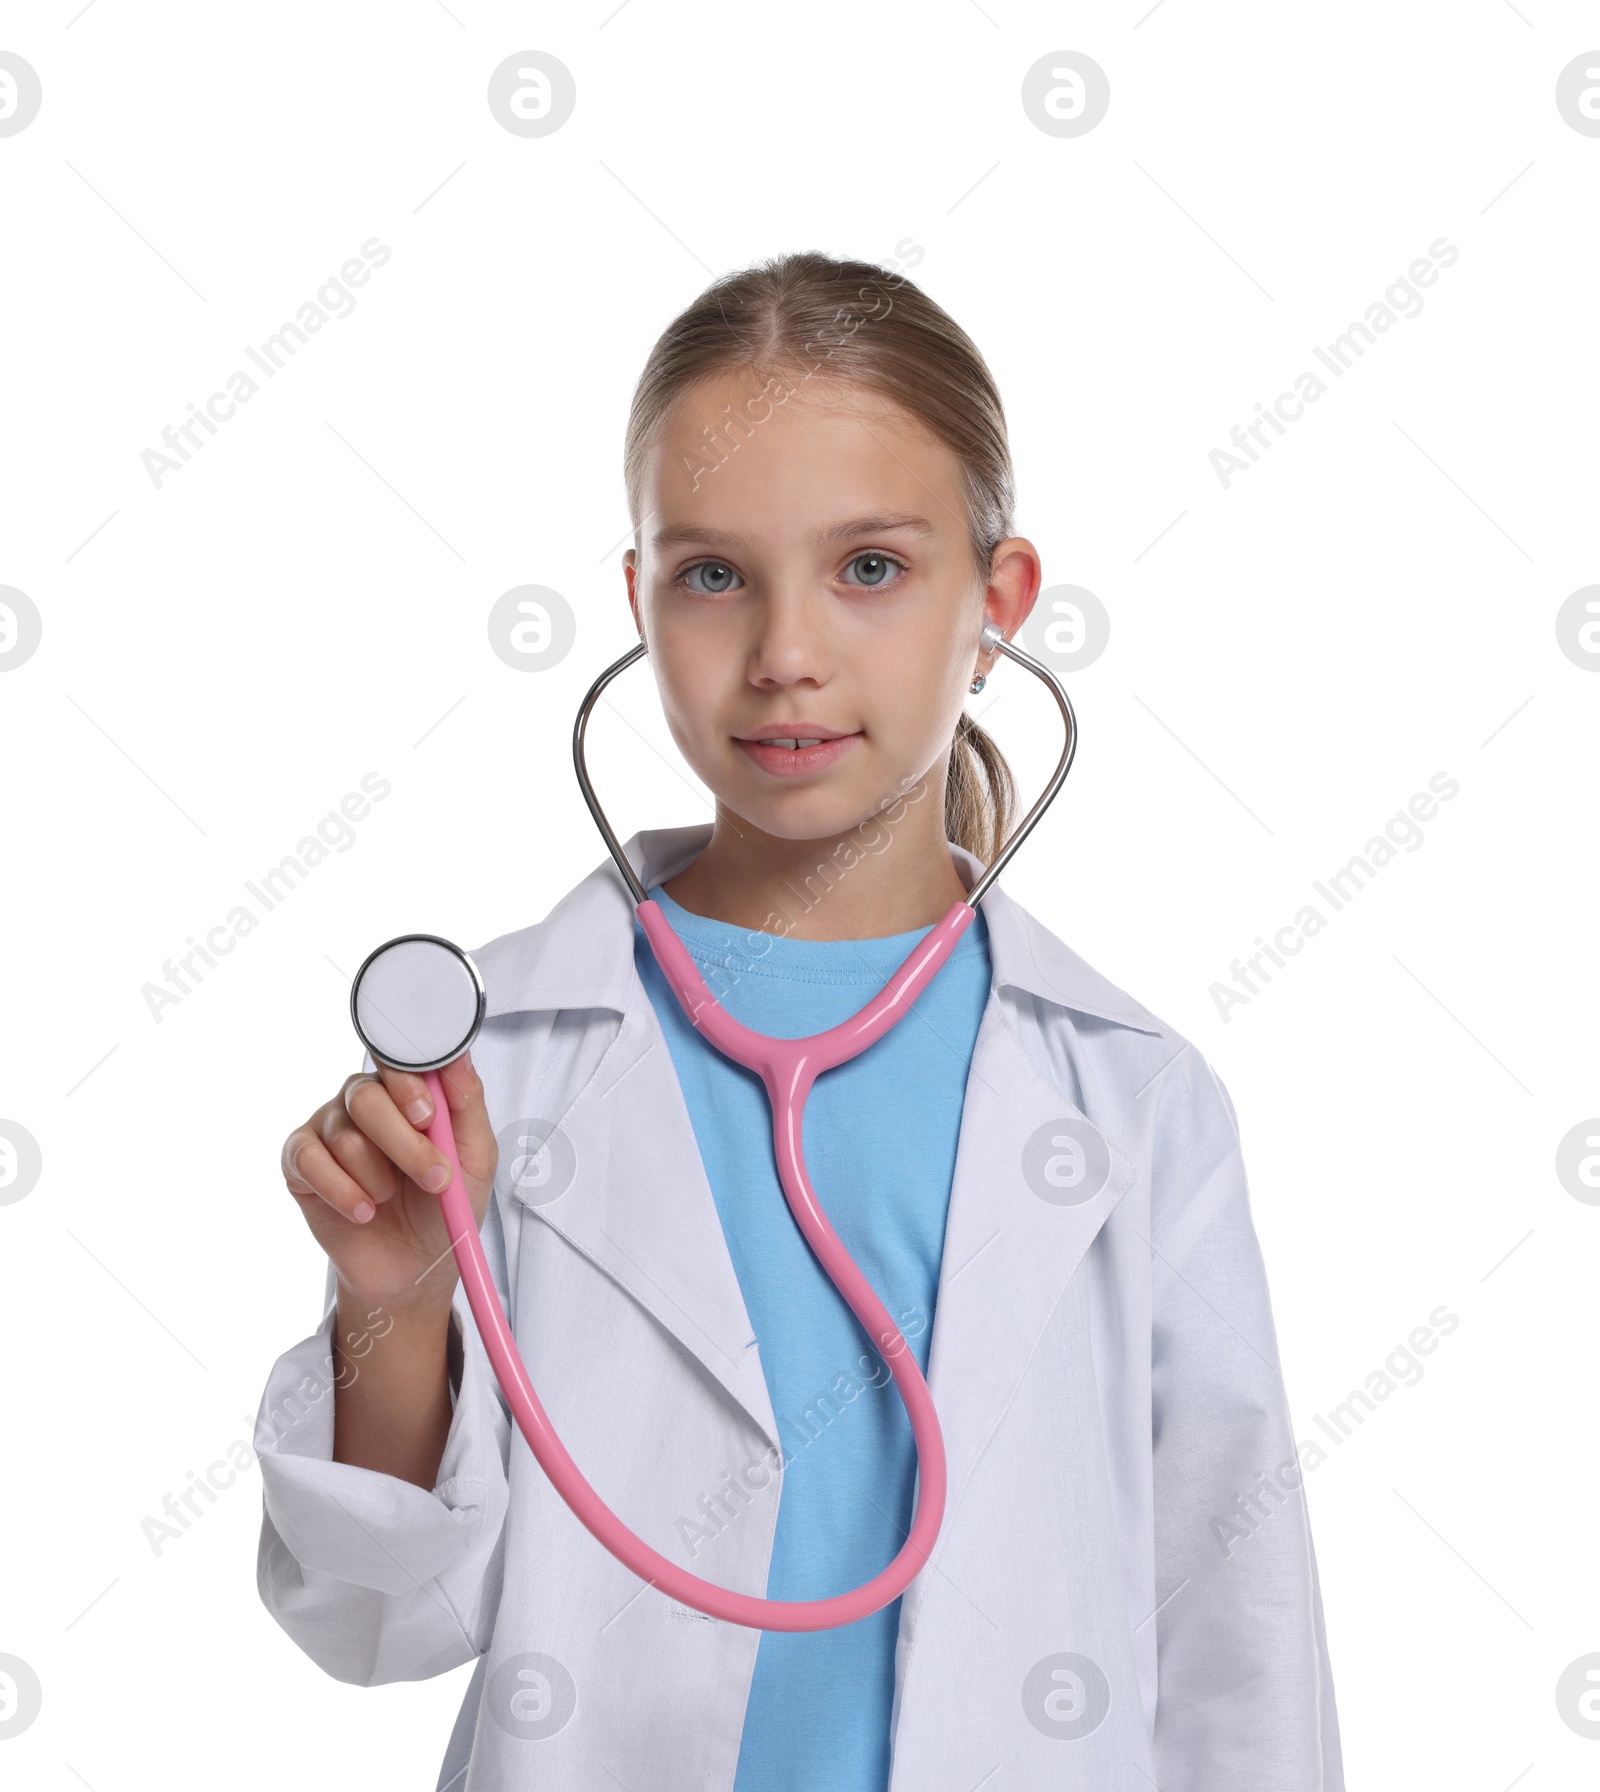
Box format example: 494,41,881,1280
977,537,1042,674
622,549,642,636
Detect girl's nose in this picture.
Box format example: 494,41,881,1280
746,582,832,689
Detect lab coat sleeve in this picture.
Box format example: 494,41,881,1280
1147,1053,1344,1792
253,1202,513,1687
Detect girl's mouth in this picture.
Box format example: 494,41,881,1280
734,731,861,778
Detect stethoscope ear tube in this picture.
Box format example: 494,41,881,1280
572,620,1076,908
964,623,1077,906
571,639,649,906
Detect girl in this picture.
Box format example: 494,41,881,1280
259,253,1344,1791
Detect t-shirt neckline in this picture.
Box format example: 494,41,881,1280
641,882,988,983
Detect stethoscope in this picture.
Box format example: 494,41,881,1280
347,617,1076,1633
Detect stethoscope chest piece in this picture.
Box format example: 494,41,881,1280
349,933,485,1072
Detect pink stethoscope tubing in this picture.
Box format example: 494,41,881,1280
419,895,973,1633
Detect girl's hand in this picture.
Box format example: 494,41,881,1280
280,1051,497,1314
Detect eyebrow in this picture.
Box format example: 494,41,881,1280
649,512,938,552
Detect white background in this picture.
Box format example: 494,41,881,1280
2,2,1597,1787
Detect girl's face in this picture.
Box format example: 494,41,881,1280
623,368,1038,845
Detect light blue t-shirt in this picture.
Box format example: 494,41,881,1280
633,883,991,1792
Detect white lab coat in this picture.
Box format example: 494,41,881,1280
254,822,1344,1791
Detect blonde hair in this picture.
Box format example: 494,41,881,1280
622,250,1018,867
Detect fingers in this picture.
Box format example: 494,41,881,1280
279,1066,458,1227
434,1049,484,1126
369,1061,438,1130
432,1050,497,1179
281,1127,380,1225
340,1071,455,1197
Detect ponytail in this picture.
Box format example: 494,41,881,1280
945,711,1017,869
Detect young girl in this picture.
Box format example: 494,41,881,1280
258,253,1344,1791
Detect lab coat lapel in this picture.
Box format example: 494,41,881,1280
903,993,1137,1625
506,992,784,1458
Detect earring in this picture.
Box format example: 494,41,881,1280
969,673,986,694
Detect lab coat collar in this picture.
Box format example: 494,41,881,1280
477,822,1163,1037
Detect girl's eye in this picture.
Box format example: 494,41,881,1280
680,561,743,595
839,551,906,589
